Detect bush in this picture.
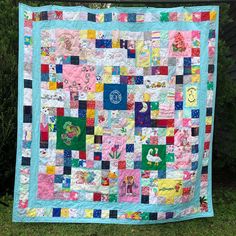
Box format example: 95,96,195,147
0,1,235,196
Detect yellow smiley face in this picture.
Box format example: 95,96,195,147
186,86,197,107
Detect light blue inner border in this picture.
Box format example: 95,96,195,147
13,3,219,224
30,20,209,212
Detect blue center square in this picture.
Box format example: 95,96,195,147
103,84,127,110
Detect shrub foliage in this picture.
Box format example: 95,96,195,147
0,1,235,195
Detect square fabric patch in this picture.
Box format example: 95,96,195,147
104,84,127,110
56,116,86,151
14,4,219,224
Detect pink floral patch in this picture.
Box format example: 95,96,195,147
37,173,54,200
169,31,192,57
63,64,96,92
102,136,126,161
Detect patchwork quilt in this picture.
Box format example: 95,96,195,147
13,3,219,224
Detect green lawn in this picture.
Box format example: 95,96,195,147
1,186,236,236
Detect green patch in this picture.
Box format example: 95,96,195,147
56,116,86,151
166,153,175,162
109,194,117,202
141,212,150,220
151,102,159,110
72,159,79,168
142,145,166,170
160,12,169,22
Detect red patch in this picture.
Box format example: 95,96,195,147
79,151,86,160
205,125,212,133
41,64,49,73
41,132,48,141
192,48,200,57
87,101,95,109
201,12,210,21
118,161,126,169
57,108,64,116
159,66,168,75
93,192,102,201
86,118,95,126
204,142,210,150
166,136,174,145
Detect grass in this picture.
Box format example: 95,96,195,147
0,186,236,236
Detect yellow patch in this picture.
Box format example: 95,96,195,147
166,127,174,136
86,135,94,144
152,48,160,58
87,109,95,118
136,41,150,68
151,110,159,119
87,92,95,100
120,66,128,76
112,40,120,48
143,93,151,102
210,11,217,21
186,86,198,107
80,30,87,39
49,82,57,90
95,126,103,135
27,208,37,217
103,66,112,82
206,116,212,125
85,209,93,218
61,208,70,218
157,179,183,204
184,12,192,21
87,30,96,39
95,83,104,92
46,166,55,175
191,74,200,83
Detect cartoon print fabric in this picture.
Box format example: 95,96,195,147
13,4,219,224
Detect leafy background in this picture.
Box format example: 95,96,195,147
0,0,235,197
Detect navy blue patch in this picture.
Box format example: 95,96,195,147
56,64,62,73
104,84,127,110
104,13,112,22
96,39,112,48
41,73,49,82
24,79,32,88
54,175,64,183
88,13,96,22
70,56,80,65
52,208,61,217
21,157,30,166
127,49,135,58
93,209,102,218
128,13,136,22
175,101,183,110
191,109,200,118
134,161,141,169
109,210,118,218
126,144,134,152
